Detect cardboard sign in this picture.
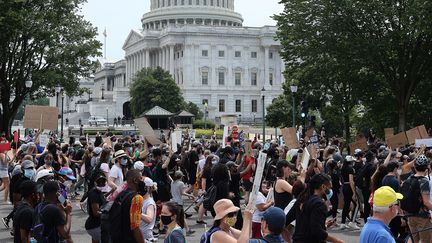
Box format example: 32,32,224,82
384,128,394,140
0,143,11,153
349,138,368,155
249,152,267,209
418,125,429,139
416,139,432,148
103,137,112,148
134,118,162,145
281,127,300,149
23,105,58,130
406,127,422,145
307,144,318,160
301,147,310,170
386,132,408,149
305,128,315,138
244,140,252,156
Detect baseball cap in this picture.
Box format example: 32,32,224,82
144,177,155,187
20,144,29,153
345,155,355,162
21,160,35,169
58,167,76,181
262,207,286,233
36,169,54,181
93,147,103,155
133,161,145,171
373,186,403,207
174,170,184,178
74,141,83,147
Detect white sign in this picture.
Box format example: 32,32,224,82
249,152,268,209
171,130,182,152
301,147,310,170
416,139,432,148
39,134,49,148
222,126,229,148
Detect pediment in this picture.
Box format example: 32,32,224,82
122,30,143,50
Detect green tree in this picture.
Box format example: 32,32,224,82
0,0,101,136
130,67,185,116
183,101,203,120
14,97,50,120
265,95,292,128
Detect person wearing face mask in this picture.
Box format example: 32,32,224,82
251,181,274,239
204,198,241,243
109,150,128,188
12,181,39,243
356,151,377,223
360,186,403,243
36,153,54,174
139,177,157,242
161,201,186,243
285,173,344,243
85,175,109,243
338,156,359,230
244,206,286,243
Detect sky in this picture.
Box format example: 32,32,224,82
80,0,284,61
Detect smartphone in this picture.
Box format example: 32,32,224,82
58,194,66,206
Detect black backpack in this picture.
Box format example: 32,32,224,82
400,175,423,214
31,203,56,243
203,184,217,211
100,190,136,243
87,159,104,185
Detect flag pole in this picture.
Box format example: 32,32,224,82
103,27,107,59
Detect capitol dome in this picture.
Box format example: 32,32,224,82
142,0,243,30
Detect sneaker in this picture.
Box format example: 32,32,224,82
196,220,206,224
336,224,349,230
348,222,360,230
2,217,9,229
186,229,195,236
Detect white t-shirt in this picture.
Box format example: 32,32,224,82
198,158,206,172
140,197,156,239
284,198,297,226
109,164,124,187
252,192,266,223
171,180,186,205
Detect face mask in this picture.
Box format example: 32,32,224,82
46,161,53,166
397,169,402,176
223,216,237,227
96,186,106,191
138,180,148,196
325,188,333,201
161,215,173,225
24,169,35,179
121,158,128,166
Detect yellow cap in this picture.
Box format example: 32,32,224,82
373,186,403,207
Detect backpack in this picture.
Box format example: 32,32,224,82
400,175,423,214
31,203,55,243
202,184,217,211
87,159,104,185
100,190,136,243
199,226,221,243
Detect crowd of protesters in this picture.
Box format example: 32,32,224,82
0,126,431,243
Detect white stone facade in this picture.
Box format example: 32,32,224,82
93,0,285,122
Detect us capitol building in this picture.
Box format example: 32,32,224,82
58,0,285,124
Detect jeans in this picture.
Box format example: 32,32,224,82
342,184,355,224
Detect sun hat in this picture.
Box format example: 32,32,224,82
20,144,29,153
133,161,145,171
262,207,286,233
373,186,403,207
113,150,127,160
213,198,240,220
36,169,54,182
58,167,76,181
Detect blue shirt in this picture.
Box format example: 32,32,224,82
360,217,395,243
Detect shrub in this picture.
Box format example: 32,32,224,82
192,119,216,129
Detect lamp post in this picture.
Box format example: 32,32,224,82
60,88,64,142
101,83,105,100
106,108,109,127
290,85,298,128
55,84,61,108
261,87,266,143
204,102,208,130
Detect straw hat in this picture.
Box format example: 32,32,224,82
213,199,240,220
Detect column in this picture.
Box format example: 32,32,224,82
145,50,150,68
165,46,169,70
158,49,162,67
162,47,166,70
264,46,269,87
169,45,175,76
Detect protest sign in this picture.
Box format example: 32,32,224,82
134,118,162,145
0,143,11,153
244,140,252,156
23,105,58,130
301,147,310,170
406,127,422,145
171,130,182,152
418,125,429,139
39,134,49,148
103,137,112,148
281,127,299,149
415,139,432,148
249,152,267,209
307,144,318,160
222,126,229,148
384,128,394,140
386,132,408,149
349,138,368,155
305,127,315,138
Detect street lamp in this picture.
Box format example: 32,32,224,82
60,88,65,142
101,83,105,100
55,84,61,107
261,87,266,143
290,85,298,128
25,79,33,89
204,102,208,130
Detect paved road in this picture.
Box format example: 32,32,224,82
0,197,360,243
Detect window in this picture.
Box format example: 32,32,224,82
251,51,257,58
217,0,220,6
218,50,225,57
181,0,185,4
235,51,241,57
174,0,177,5
189,0,192,4
168,0,171,6
196,0,200,4
235,100,241,112
202,50,208,57
269,73,273,85
252,100,258,112
251,72,257,86
235,72,241,85
219,99,225,112
211,0,213,6
202,71,208,85
177,52,180,58
218,72,225,85
204,0,207,5
269,52,273,59
202,99,208,105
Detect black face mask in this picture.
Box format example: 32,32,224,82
161,215,173,225
138,180,148,196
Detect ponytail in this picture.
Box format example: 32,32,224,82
164,201,185,228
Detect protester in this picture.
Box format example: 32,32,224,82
360,186,403,243
273,160,294,210
12,181,38,243
248,207,286,243
85,175,108,243
140,177,157,242
161,201,186,243
0,150,11,203
339,155,359,230
251,180,273,239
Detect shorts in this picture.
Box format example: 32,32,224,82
242,180,253,192
86,226,101,242
0,169,8,178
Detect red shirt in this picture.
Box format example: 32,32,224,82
242,156,255,181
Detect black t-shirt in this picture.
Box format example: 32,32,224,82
341,165,354,184
229,172,241,196
13,201,34,243
85,188,106,230
12,177,29,196
203,168,213,191
36,202,66,242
